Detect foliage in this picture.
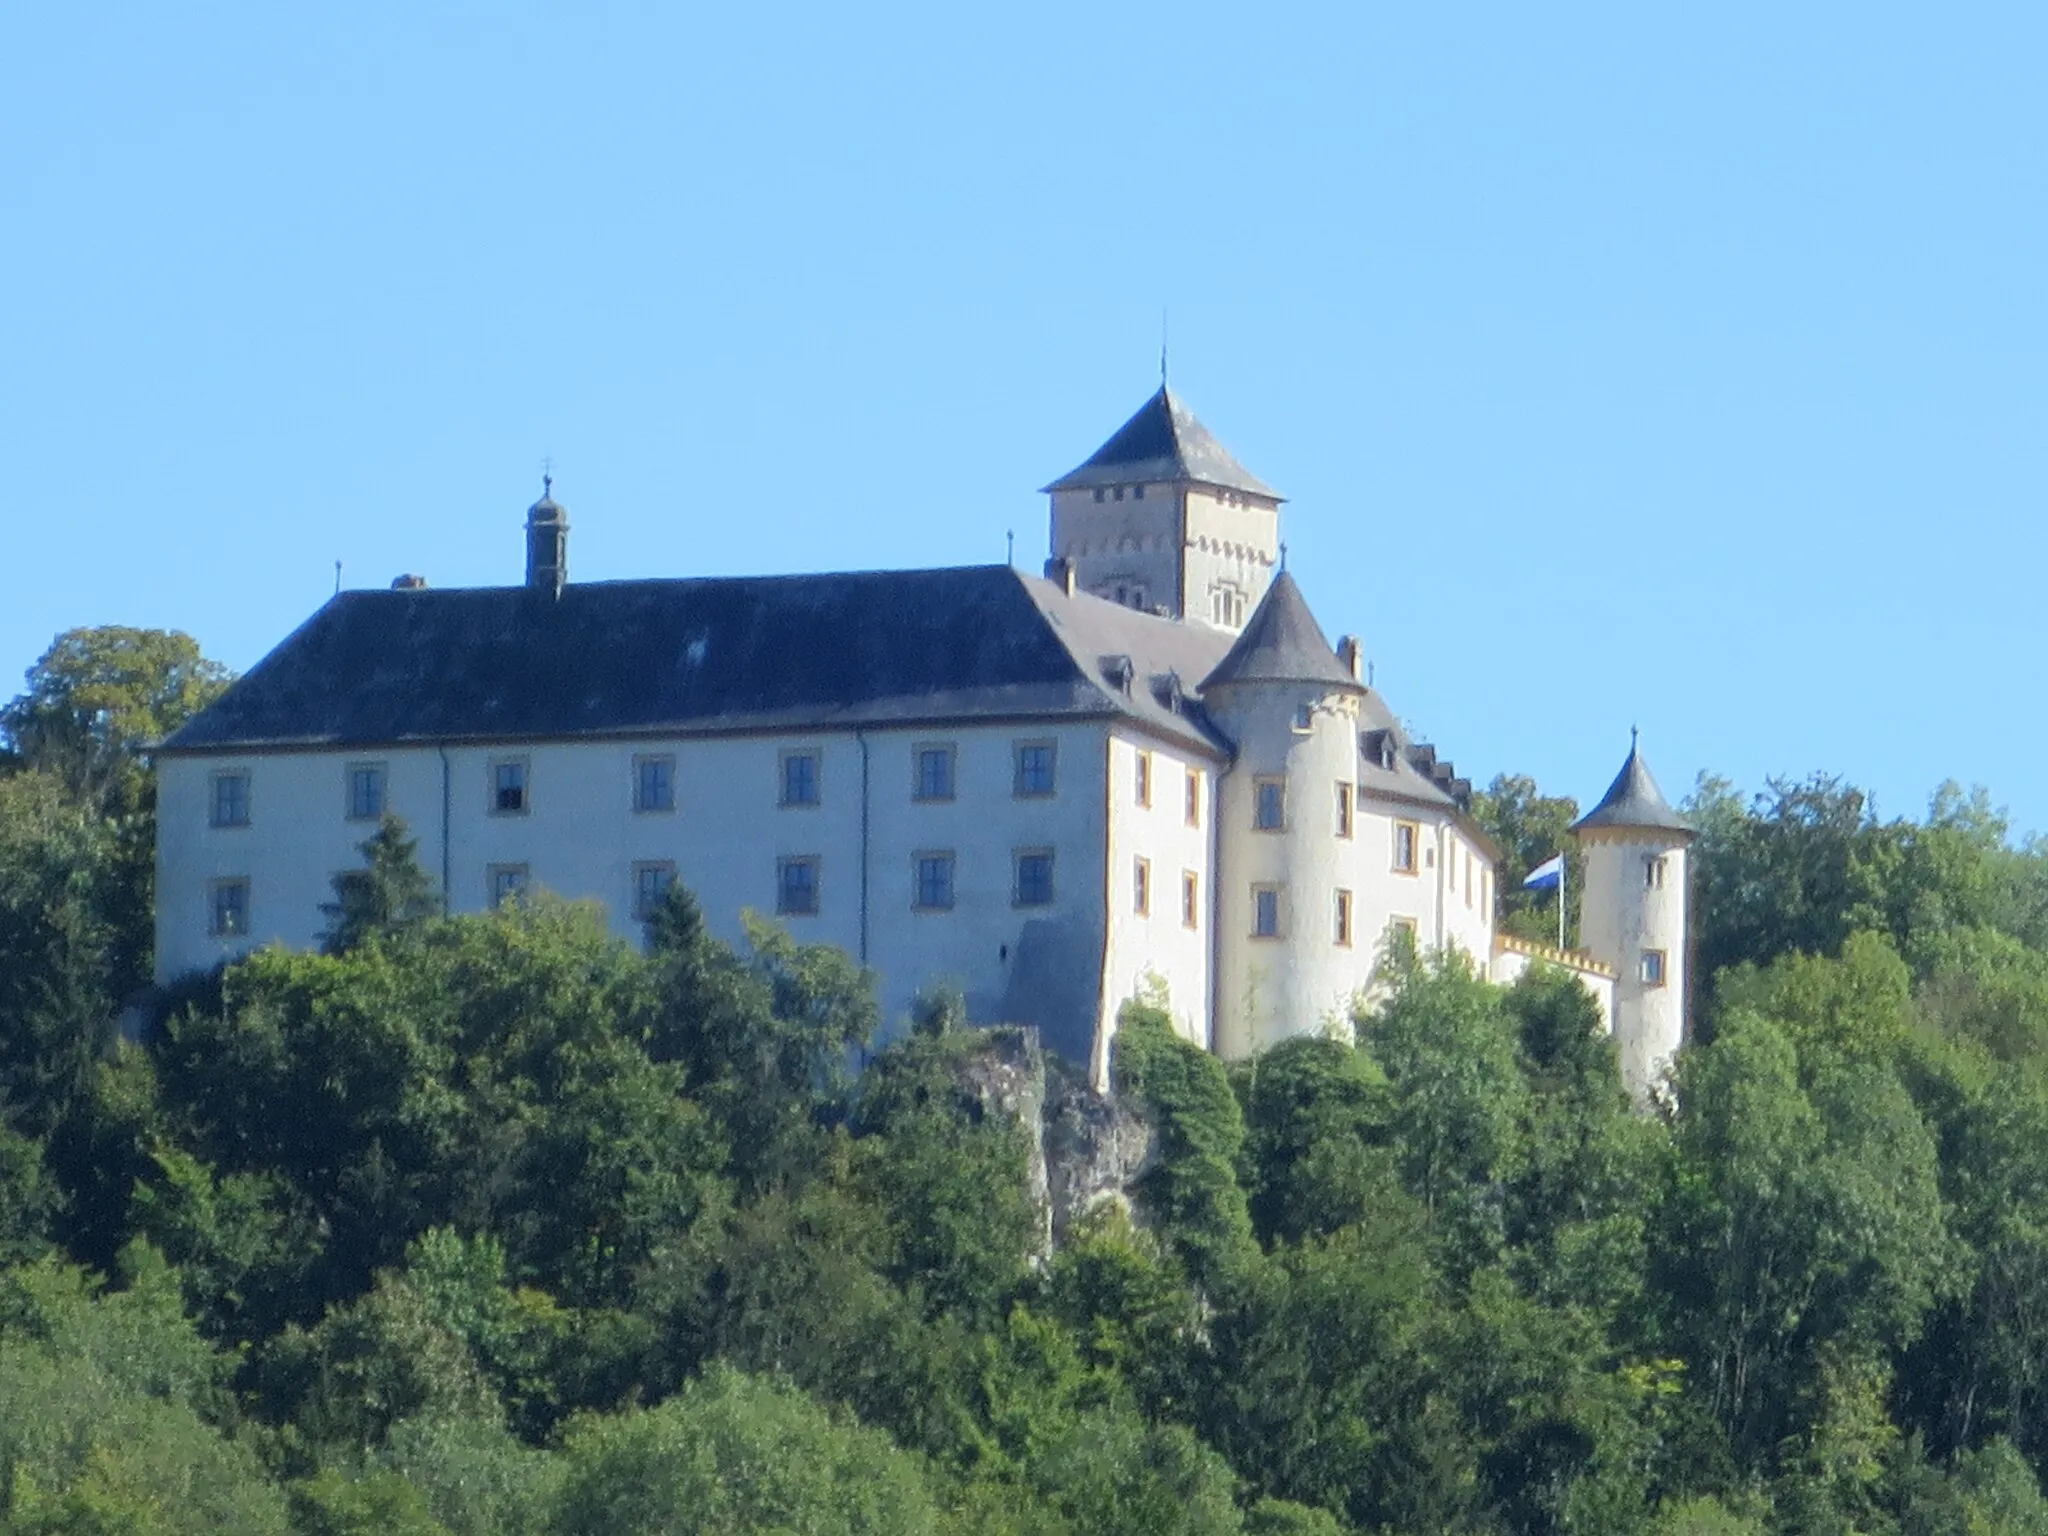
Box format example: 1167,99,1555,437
10,612,2048,1535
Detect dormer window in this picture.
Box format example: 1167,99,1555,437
1132,484,1144,500
1094,488,1106,503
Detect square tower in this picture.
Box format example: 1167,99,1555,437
1043,386,1283,632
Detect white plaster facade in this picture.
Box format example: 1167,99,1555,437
154,384,1691,1099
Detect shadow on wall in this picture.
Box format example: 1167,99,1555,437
996,917,1103,1069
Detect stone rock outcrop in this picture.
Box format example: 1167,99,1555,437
953,1025,1156,1253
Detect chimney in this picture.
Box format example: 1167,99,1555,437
1336,634,1363,682
391,574,428,590
525,476,568,599
1043,556,1077,596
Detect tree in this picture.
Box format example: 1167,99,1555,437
320,815,442,955
547,1366,945,1536
1472,773,1582,945
1,626,232,812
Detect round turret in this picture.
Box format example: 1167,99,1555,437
1571,740,1693,1101
1203,573,1368,1058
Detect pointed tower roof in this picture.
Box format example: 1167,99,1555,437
1200,572,1359,692
1572,742,1694,838
1042,385,1281,499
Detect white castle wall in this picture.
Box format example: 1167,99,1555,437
1101,731,1220,1070
156,720,1116,1053
1207,684,1368,1058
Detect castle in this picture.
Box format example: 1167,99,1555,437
153,385,1693,1095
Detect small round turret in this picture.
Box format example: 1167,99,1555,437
1572,738,1693,1101
1203,572,1367,1058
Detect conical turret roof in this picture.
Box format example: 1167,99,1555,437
1042,385,1281,499
1572,743,1693,837
1200,572,1360,692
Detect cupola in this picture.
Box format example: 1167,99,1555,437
525,476,568,599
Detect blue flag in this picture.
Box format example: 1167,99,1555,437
1523,854,1564,891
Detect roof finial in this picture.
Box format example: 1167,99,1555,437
1160,307,1169,387
1006,529,1015,568
1630,723,1639,753
541,455,554,500
1279,541,1289,572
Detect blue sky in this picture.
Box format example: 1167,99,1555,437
4,4,2042,832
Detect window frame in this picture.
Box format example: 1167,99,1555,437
912,850,956,912
345,762,386,822
1133,856,1151,916
1251,883,1283,940
487,862,529,908
1182,870,1200,930
489,758,530,817
1013,740,1058,799
1335,781,1354,839
1253,776,1286,833
1392,819,1420,874
1013,847,1055,908
1134,749,1152,808
210,770,251,829
776,855,821,916
779,748,822,808
1185,768,1203,828
208,876,251,937
632,859,677,920
1645,855,1666,890
1389,914,1420,945
912,743,957,803
1334,888,1354,947
633,753,677,814
1641,949,1668,987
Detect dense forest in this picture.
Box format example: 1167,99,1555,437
8,626,2048,1533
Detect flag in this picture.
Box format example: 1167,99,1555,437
1523,854,1565,891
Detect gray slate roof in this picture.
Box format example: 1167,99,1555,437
158,567,1237,758
1042,386,1282,499
1572,746,1694,837
1202,572,1362,693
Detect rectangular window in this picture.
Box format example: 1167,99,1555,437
1448,842,1457,891
211,771,250,828
1390,915,1419,943
1182,870,1200,929
914,745,956,802
1645,855,1666,890
1185,769,1203,827
346,764,385,821
209,877,250,937
780,749,820,807
634,755,675,813
1014,849,1055,907
1254,777,1286,832
1335,782,1354,839
1133,856,1151,916
633,861,676,920
1293,702,1315,733
488,863,528,908
1252,884,1282,939
1482,870,1493,914
1465,850,1475,908
777,856,820,915
914,852,955,911
1135,750,1152,808
1641,949,1667,987
1393,820,1419,873
491,759,528,816
1335,888,1354,947
1014,741,1057,798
